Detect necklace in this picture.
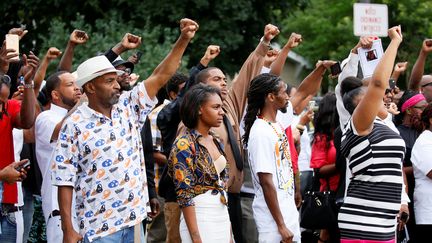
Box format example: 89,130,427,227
258,116,292,162
258,116,294,193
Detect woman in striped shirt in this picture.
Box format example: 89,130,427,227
338,26,406,243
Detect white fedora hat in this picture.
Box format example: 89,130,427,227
75,56,124,88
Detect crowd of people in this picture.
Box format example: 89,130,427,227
1,17,432,243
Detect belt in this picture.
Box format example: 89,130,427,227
1,203,23,213
240,192,255,199
48,209,61,220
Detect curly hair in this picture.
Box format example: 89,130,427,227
166,72,188,95
242,73,282,146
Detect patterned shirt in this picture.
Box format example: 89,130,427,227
147,99,170,192
51,81,157,242
168,129,228,208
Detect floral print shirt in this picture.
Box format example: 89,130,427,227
51,81,157,242
168,129,228,208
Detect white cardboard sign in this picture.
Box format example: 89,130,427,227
354,3,388,37
358,39,384,78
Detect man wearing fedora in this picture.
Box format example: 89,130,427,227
50,18,199,243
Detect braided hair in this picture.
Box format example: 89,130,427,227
242,73,282,146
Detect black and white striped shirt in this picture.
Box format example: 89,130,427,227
339,119,405,241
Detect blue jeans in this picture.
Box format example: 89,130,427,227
0,212,17,242
84,224,145,243
22,186,34,242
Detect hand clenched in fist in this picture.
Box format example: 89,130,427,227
263,24,280,43
180,18,199,40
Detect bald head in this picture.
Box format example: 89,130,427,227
420,75,432,87
420,75,432,102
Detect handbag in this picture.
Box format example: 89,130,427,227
300,172,338,230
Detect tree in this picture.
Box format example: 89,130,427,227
1,0,308,76
279,0,432,91
37,12,186,78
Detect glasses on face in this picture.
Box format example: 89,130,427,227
421,82,432,88
412,105,427,111
0,75,11,87
123,68,131,75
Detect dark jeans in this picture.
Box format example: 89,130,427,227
0,211,17,243
228,192,244,243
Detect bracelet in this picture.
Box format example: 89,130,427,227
260,37,271,48
23,81,34,89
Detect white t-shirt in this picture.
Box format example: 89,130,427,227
336,52,359,129
247,118,300,241
240,101,295,194
276,101,294,130
35,104,69,222
411,130,432,224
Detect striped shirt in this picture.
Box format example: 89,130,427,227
339,118,405,241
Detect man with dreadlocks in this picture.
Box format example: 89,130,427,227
243,60,335,243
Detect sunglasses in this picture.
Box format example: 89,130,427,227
0,75,11,87
421,82,432,88
123,68,132,75
412,105,427,111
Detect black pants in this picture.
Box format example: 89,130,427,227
413,224,432,243
228,192,244,243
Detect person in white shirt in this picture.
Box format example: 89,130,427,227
52,19,198,243
243,61,335,243
411,103,432,239
35,71,82,243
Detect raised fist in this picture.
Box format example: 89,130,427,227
180,18,199,40
70,30,89,45
204,45,220,60
388,26,402,43
121,33,142,50
422,39,432,53
263,24,280,43
46,47,62,61
394,62,408,73
286,33,302,49
264,49,279,67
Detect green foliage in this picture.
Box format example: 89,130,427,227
280,0,432,91
37,11,186,78
133,0,309,74
1,0,308,77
